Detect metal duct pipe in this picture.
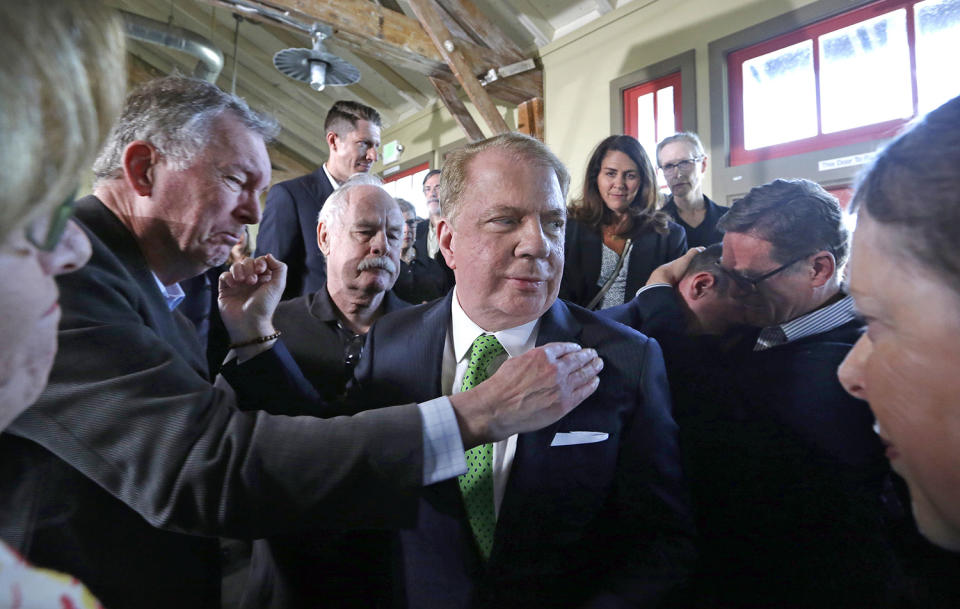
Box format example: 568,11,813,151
120,10,224,82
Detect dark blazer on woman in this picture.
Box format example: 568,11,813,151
560,217,687,308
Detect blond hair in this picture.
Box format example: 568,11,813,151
0,0,126,241
440,132,570,225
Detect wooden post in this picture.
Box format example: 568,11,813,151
517,97,544,141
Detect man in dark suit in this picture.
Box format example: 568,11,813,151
0,77,604,609
608,179,911,607
255,100,382,299
229,174,412,608
354,133,696,608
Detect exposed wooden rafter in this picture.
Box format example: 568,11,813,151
195,0,542,105
430,77,486,142
408,0,509,135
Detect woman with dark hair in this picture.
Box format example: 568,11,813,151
560,135,686,309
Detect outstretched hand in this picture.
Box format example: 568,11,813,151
218,254,286,343
646,247,704,287
449,342,603,447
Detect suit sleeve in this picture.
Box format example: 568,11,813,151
666,222,688,262
559,220,584,305
8,251,423,539
221,341,328,416
256,183,306,299
585,337,696,608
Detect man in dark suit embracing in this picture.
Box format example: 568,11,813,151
354,132,696,608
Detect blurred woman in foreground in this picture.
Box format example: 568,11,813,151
0,0,125,604
838,94,960,555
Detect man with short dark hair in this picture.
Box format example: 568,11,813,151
354,132,695,608
604,243,743,337
0,77,603,609
256,100,383,298
656,132,726,247
618,178,909,607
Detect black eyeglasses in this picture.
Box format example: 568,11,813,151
659,157,702,174
25,191,77,252
715,253,812,294
343,333,365,372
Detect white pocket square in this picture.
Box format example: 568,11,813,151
550,431,609,447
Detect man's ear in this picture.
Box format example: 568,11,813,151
123,141,159,197
317,220,331,256
683,271,716,300
326,131,339,153
437,217,456,270
809,250,837,287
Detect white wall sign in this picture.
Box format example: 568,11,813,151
818,151,877,172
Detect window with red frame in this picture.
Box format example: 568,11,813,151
623,71,682,160
728,0,960,166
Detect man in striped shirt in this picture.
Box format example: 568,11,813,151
615,178,914,607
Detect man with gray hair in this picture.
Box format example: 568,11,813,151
235,173,408,408
228,174,412,607
2,77,603,609
621,178,908,606
656,131,726,247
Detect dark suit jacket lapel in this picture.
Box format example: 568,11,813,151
310,167,331,201
409,293,451,402
75,196,209,378
491,301,583,558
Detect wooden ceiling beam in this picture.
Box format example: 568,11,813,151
200,0,449,76
429,77,485,142
407,0,509,135
436,0,525,60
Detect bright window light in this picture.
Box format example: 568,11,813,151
742,40,818,150
915,0,960,113
820,10,912,133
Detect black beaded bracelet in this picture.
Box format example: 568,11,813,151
229,330,282,349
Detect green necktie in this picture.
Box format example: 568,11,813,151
457,334,506,560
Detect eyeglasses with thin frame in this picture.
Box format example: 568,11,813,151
715,253,813,294
25,191,78,252
659,157,702,175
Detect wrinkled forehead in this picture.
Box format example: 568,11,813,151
658,140,697,163
346,185,400,218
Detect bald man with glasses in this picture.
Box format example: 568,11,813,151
608,178,914,608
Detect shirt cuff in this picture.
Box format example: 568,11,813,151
418,396,467,485
635,283,672,298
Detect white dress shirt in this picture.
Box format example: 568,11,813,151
444,287,540,516
321,163,341,190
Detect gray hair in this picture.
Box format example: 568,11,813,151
395,197,416,217
656,131,706,165
93,76,279,182
441,132,570,225
318,173,389,229
0,0,126,241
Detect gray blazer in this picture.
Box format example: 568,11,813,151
0,196,424,609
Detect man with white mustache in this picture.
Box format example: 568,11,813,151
259,173,410,407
